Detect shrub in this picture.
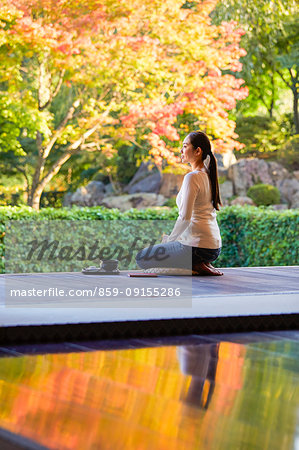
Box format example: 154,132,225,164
216,205,298,268
277,135,299,169
247,184,280,206
40,191,66,208
163,197,177,207
0,205,298,273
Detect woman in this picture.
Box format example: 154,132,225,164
136,131,223,276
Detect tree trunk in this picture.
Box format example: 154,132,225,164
269,73,275,118
28,185,44,210
293,88,299,134
288,69,298,134
26,120,101,210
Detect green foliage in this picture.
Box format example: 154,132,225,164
235,114,293,157
0,0,251,209
40,191,66,208
277,135,299,169
247,184,280,206
0,205,298,273
218,176,227,185
0,93,51,156
162,165,187,175
216,205,298,267
212,0,298,130
115,143,140,184
163,197,177,207
0,190,25,207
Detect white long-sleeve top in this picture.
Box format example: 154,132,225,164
164,168,222,249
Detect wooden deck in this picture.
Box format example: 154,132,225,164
0,266,298,343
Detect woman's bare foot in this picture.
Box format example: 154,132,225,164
204,262,223,276
193,261,223,276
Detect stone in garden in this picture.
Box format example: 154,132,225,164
228,158,272,195
220,150,237,168
127,173,162,194
219,181,233,200
125,161,162,194
65,181,105,206
62,192,73,207
104,183,116,194
215,153,224,168
85,180,106,196
267,162,291,187
292,170,299,181
159,173,185,197
290,191,299,209
218,167,229,178
230,196,255,206
100,193,166,211
277,178,299,206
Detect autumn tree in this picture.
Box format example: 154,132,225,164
0,0,248,209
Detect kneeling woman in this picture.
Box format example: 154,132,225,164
136,131,223,276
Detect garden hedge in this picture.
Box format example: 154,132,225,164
0,204,298,273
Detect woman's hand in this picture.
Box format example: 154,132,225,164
161,233,169,244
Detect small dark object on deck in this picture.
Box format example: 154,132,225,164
82,259,120,275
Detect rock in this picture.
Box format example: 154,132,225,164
214,151,237,169
219,180,233,206
215,153,225,169
290,191,299,209
293,170,299,181
104,183,116,195
62,192,73,207
267,162,291,187
227,158,299,208
125,161,162,194
65,181,105,206
230,196,255,206
218,167,229,178
159,173,185,197
219,181,233,200
85,180,106,196
228,158,272,195
277,178,299,206
127,172,162,194
221,150,237,168
100,193,166,211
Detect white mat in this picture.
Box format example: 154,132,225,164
143,267,195,276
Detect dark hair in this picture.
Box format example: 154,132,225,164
188,131,222,210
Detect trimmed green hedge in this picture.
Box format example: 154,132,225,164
0,204,298,273
217,205,298,267
247,184,280,206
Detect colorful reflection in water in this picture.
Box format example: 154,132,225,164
0,338,298,449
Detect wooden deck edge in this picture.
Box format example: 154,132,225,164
0,313,298,345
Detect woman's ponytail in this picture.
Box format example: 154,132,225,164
208,151,222,211
188,131,222,210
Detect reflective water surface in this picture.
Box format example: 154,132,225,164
0,331,298,450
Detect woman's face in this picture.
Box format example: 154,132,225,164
180,135,200,164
